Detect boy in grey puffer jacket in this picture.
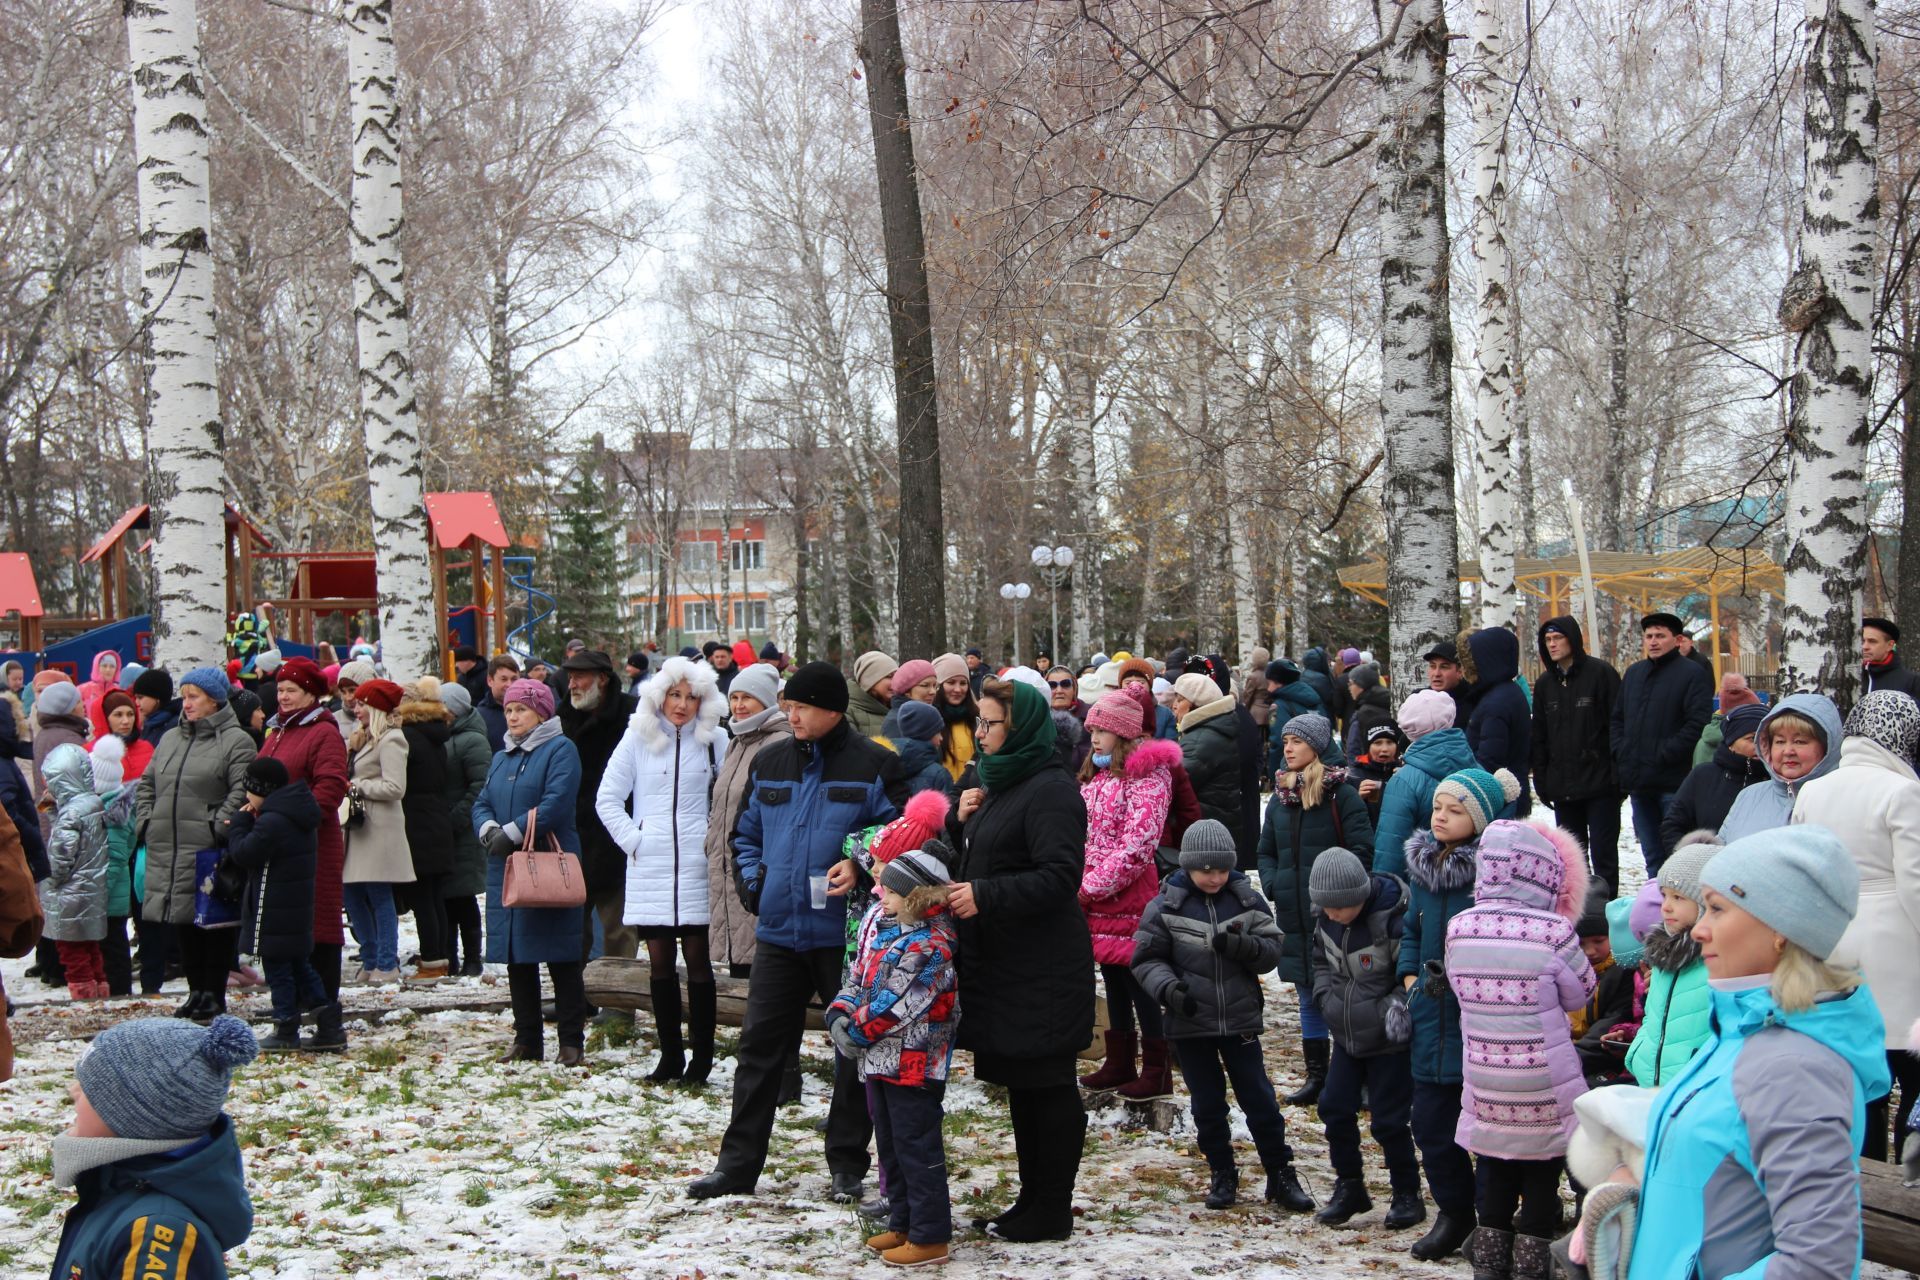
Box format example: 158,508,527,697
39,743,110,1000
1308,846,1422,1231
1132,820,1314,1214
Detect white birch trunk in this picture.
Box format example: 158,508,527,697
1469,0,1518,628
346,0,436,680
126,0,227,670
1779,0,1877,698
1068,355,1103,657
1378,0,1461,695
1286,542,1309,657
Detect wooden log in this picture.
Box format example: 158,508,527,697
584,957,1113,1057
1860,1158,1920,1272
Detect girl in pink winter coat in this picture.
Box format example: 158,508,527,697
1075,691,1181,1101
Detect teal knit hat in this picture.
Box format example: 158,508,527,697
1606,896,1644,967
1433,767,1521,833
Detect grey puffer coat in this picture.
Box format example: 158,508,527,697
135,703,256,925
703,706,791,969
1130,869,1283,1040
40,744,108,942
1312,872,1410,1059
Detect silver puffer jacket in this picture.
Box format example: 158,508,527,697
40,743,109,942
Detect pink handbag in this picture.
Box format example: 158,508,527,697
501,809,586,909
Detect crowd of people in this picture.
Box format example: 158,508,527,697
6,614,1918,1276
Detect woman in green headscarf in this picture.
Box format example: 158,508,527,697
949,676,1094,1243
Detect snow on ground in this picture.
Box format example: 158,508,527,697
0,955,1473,1279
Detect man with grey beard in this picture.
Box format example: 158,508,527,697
560,649,639,967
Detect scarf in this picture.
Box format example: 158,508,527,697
504,714,563,754
977,679,1057,793
268,703,329,733
1643,923,1702,974
1275,765,1349,808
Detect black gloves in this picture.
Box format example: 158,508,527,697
1167,982,1199,1017
1212,926,1263,963
482,825,517,858
735,872,763,916
1423,957,1451,999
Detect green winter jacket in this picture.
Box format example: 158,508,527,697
1256,775,1375,986
443,708,492,898
1625,931,1713,1087
135,703,257,926
49,1115,251,1280
102,788,138,918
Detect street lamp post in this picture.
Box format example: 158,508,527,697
998,581,1032,666
1029,544,1074,662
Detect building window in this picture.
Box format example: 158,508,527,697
680,539,717,572
732,600,767,632
681,601,719,632
730,539,765,571
630,600,667,633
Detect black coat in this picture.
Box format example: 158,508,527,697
1865,653,1920,702
1179,702,1245,853
399,717,455,878
560,687,639,896
1659,746,1765,849
948,758,1093,1085
1531,616,1622,804
1464,628,1532,807
226,781,321,960
1234,703,1263,870
1611,648,1714,793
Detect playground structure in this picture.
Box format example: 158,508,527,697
0,491,557,679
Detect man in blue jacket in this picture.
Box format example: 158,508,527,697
690,662,906,1204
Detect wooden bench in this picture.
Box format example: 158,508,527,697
1860,1159,1920,1273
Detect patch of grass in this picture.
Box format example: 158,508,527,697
587,1015,640,1050
462,1178,491,1207
360,1043,405,1068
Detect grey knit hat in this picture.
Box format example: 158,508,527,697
78,1015,257,1140
439,680,473,718
728,663,781,713
1179,819,1238,873
880,847,952,897
1347,662,1381,692
1279,713,1334,760
1656,832,1724,910
1308,847,1371,910
1700,824,1860,960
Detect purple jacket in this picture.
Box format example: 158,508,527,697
1444,820,1595,1160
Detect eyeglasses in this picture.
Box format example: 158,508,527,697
977,717,1006,732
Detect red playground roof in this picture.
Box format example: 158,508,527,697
0,554,44,617
81,505,151,565
425,492,509,550
303,555,378,601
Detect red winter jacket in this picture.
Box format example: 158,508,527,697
259,705,350,945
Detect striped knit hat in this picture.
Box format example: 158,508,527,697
1433,767,1522,834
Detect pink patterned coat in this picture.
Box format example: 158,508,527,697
1079,738,1179,966
1443,819,1595,1160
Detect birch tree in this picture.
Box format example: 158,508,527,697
345,0,436,678
1377,0,1459,690
1468,0,1517,627
1778,0,1877,697
127,0,228,669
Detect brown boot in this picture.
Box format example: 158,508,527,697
407,960,450,985
1116,1036,1175,1101
880,1240,949,1266
1078,1029,1138,1091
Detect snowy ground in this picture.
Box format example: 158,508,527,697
0,814,1907,1277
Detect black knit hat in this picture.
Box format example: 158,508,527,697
244,757,289,797
1575,882,1613,938
782,661,849,714
132,668,174,702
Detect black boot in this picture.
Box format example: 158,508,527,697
1314,1176,1373,1226
258,1020,304,1053
647,978,684,1083
1511,1234,1553,1280
991,1090,1082,1242
1204,1164,1238,1210
1470,1226,1514,1280
684,982,716,1085
305,1001,348,1053
1285,1037,1329,1106
1384,1186,1427,1230
1263,1163,1315,1213
1411,1209,1477,1261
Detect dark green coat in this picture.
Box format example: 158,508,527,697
443,709,491,898
1256,778,1374,986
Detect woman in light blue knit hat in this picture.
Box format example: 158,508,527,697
1591,825,1887,1280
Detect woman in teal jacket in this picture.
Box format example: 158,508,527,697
1607,825,1887,1280
1372,691,1478,878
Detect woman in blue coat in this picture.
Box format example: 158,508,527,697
473,679,588,1065
1575,825,1888,1280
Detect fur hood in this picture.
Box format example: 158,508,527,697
394,698,452,727
1122,736,1184,778
629,656,725,751
1404,829,1477,893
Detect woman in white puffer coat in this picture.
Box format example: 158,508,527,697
595,655,728,1083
